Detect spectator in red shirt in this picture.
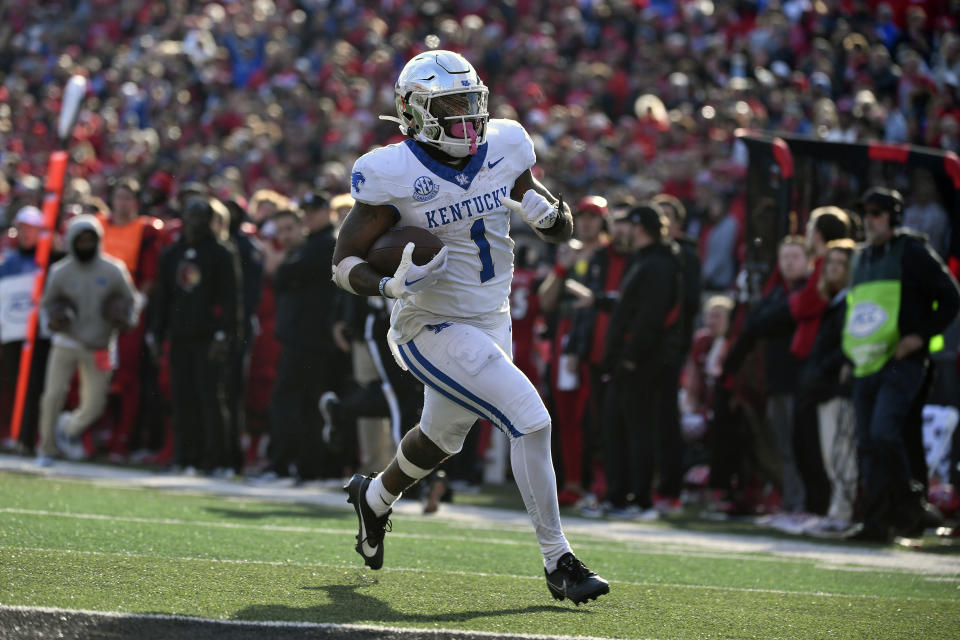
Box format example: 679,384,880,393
789,206,853,362
98,177,164,459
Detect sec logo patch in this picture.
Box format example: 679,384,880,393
413,176,440,202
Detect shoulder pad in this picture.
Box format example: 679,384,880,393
487,119,536,171
350,144,410,205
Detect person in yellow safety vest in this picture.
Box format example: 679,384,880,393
842,187,960,542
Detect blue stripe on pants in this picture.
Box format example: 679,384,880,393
406,340,523,438
397,343,501,432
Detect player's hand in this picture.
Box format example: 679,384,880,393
383,243,449,299
894,333,924,360
145,332,161,364
207,336,230,363
503,189,557,230
332,321,352,353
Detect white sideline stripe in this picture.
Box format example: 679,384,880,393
0,604,629,640
4,545,952,602
0,507,527,545
0,507,805,562
3,456,960,576
1,507,953,575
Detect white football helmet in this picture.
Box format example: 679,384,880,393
383,50,489,158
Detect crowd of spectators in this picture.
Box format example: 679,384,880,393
2,1,960,535
2,1,960,226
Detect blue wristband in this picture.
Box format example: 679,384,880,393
379,276,393,298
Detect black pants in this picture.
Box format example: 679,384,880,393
904,362,934,492
656,364,686,498
170,339,230,471
269,343,345,480
602,363,682,508
581,364,607,493
852,357,927,530
708,384,742,492
224,336,252,471
793,395,831,515
0,339,50,452
132,341,167,452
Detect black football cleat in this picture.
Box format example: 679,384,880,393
545,553,610,605
344,473,392,570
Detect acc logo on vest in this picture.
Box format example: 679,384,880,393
848,301,888,338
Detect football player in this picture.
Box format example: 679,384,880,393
332,50,609,605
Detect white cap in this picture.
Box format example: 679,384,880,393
14,205,44,227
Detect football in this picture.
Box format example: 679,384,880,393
47,296,77,332
366,226,444,276
101,293,133,329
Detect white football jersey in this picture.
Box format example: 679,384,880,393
350,119,536,343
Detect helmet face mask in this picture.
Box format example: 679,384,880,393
393,51,489,158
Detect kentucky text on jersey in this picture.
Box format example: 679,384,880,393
424,185,511,229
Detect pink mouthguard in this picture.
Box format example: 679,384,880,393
450,121,478,155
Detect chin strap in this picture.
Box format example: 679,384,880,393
379,115,408,135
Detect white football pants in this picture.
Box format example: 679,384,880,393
393,317,572,570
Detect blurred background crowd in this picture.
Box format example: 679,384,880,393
1,0,960,538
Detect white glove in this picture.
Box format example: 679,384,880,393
502,189,557,230
381,243,449,299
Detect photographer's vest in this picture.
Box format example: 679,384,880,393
843,235,944,378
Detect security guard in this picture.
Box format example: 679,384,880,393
843,187,960,541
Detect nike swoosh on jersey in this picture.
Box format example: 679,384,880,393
487,157,505,169
404,275,427,286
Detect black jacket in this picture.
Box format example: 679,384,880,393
230,230,264,338
274,224,338,350
151,235,242,342
566,245,629,359
676,234,702,354
722,279,803,395
857,232,960,349
603,240,684,371
799,291,851,404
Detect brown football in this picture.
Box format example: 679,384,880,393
47,296,77,332
366,226,444,276
101,293,132,328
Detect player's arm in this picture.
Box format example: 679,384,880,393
332,201,399,296
507,169,573,243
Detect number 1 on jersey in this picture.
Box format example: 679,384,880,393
470,218,495,283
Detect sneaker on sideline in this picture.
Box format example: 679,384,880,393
633,507,660,522
769,512,820,535
806,517,851,539
55,412,87,461
35,454,54,468
607,505,641,520
579,497,608,519
654,497,683,515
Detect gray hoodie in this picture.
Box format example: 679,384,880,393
41,215,136,350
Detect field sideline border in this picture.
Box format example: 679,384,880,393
2,453,959,577
0,605,637,640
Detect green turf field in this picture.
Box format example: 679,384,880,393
2,471,958,639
